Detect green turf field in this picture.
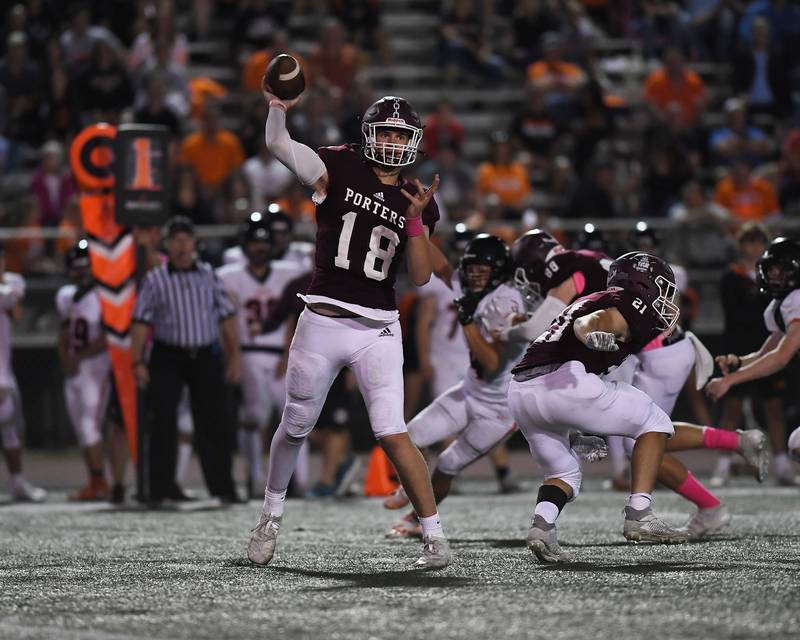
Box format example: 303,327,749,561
1,480,798,640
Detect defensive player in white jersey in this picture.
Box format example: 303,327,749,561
708,236,800,480
217,214,309,497
414,229,519,494
0,243,46,502
56,241,111,501
385,234,529,536
223,204,314,272
248,87,450,569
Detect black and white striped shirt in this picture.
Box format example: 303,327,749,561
133,261,236,348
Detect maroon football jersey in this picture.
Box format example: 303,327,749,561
306,145,439,310
512,288,663,376
541,249,612,301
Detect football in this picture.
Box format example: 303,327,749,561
263,54,305,101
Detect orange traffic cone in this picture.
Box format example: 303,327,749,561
363,445,400,496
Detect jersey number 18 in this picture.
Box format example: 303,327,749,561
335,211,400,281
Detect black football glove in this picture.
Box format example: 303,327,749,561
454,293,481,326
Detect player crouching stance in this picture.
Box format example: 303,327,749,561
708,237,800,481
248,88,450,569
509,252,688,563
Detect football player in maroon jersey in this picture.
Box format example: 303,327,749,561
248,87,450,569
509,251,688,562
510,229,764,539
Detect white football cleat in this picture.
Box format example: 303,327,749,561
736,429,769,482
11,479,47,503
382,486,410,510
527,515,565,563
414,535,451,570
385,515,422,539
623,507,688,544
680,503,731,539
247,512,282,565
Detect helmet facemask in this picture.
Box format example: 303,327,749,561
362,122,422,168
512,266,544,311
757,257,798,299
651,274,680,332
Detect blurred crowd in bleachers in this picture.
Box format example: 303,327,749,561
2,0,800,280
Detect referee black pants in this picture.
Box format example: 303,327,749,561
146,342,236,501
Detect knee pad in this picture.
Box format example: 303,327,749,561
366,391,405,440
1,422,20,449
281,401,316,442
544,466,582,499
78,417,102,448
437,438,481,476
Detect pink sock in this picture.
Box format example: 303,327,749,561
702,427,739,451
675,472,720,509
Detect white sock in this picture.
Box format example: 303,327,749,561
534,501,560,524
175,442,192,485
627,492,652,511
10,473,24,490
263,488,286,517
774,452,791,475
418,512,444,539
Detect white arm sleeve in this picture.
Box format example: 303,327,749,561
505,294,567,343
265,106,327,186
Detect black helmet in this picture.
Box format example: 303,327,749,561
458,234,513,298
574,224,607,253
510,229,563,304
66,238,90,272
608,251,679,331
757,237,800,299
361,96,423,167
241,211,272,244
263,203,293,259
448,224,476,257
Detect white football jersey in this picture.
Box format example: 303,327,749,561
0,272,24,388
418,273,469,366
55,284,106,356
217,261,305,350
764,289,800,334
462,283,527,404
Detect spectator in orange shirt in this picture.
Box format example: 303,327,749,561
526,32,586,122
643,47,707,128
714,158,780,222
476,133,532,218
307,19,362,93
179,100,245,201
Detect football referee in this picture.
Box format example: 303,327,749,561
131,216,240,505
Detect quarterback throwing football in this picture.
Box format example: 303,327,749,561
247,85,450,569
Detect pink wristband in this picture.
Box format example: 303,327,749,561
269,99,288,111
405,215,425,237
